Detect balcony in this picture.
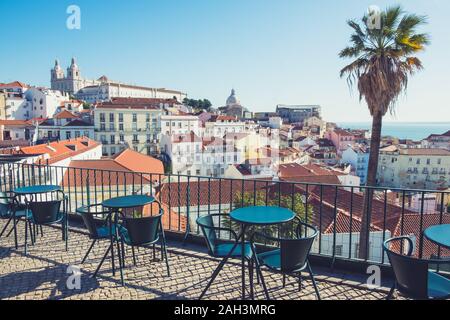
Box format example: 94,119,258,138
0,162,449,301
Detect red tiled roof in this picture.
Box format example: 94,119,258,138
54,110,78,119
61,149,164,187
112,149,164,177
19,137,101,165
0,81,29,88
392,213,450,258
0,120,33,126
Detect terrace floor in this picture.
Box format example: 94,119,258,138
0,220,399,300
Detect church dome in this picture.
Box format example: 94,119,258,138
226,88,240,106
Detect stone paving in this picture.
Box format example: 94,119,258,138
0,219,398,300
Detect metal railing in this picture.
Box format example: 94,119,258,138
1,161,449,267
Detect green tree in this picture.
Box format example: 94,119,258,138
339,6,429,259
183,98,212,112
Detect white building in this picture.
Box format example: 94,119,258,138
341,145,370,185
51,58,187,102
25,87,69,119
160,115,200,136
203,115,246,137
3,93,31,120
160,132,242,177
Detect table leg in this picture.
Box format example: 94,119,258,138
241,224,246,300
109,210,115,276
199,231,244,300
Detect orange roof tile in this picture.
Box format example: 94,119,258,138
54,110,78,119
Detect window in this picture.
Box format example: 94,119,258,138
119,123,124,131
66,131,71,140
110,147,116,155
100,113,105,122
110,135,115,144
100,123,106,131
75,131,80,138
196,169,201,175
109,123,115,131
133,134,138,142
109,113,114,122
438,158,442,165
100,135,107,143
119,134,124,142
146,113,150,122
416,159,421,165
133,113,137,122
427,159,431,165
119,113,123,122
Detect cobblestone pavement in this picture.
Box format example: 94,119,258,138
0,220,397,300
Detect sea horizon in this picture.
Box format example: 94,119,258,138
336,121,450,141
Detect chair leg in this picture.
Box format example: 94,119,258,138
81,239,97,264
307,262,320,300
92,243,112,278
298,272,302,291
29,221,35,245
121,241,126,268
131,246,137,266
255,263,270,300
24,219,28,255
283,274,286,288
117,240,124,286
162,238,170,277
6,218,19,238
0,216,13,238
249,259,254,300
386,283,396,300
40,225,44,237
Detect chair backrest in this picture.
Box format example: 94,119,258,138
0,192,11,216
28,200,62,225
280,222,318,272
122,213,162,246
196,215,218,255
77,205,108,238
383,237,429,299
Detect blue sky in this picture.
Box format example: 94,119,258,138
1,0,449,122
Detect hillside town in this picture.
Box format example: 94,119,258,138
1,58,449,194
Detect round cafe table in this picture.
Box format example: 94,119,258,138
230,206,296,300
93,195,160,280
424,224,450,250
13,185,61,195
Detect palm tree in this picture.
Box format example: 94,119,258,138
340,6,429,259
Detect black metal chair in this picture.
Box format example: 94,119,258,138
251,220,321,300
116,208,170,285
76,204,118,266
383,236,450,300
24,190,68,254
196,214,256,299
0,191,32,243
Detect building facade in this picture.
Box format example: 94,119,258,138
377,146,450,190
51,58,188,102
94,99,164,156
276,105,321,124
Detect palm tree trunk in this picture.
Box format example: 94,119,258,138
358,110,383,260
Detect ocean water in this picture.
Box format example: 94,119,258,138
337,122,450,141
